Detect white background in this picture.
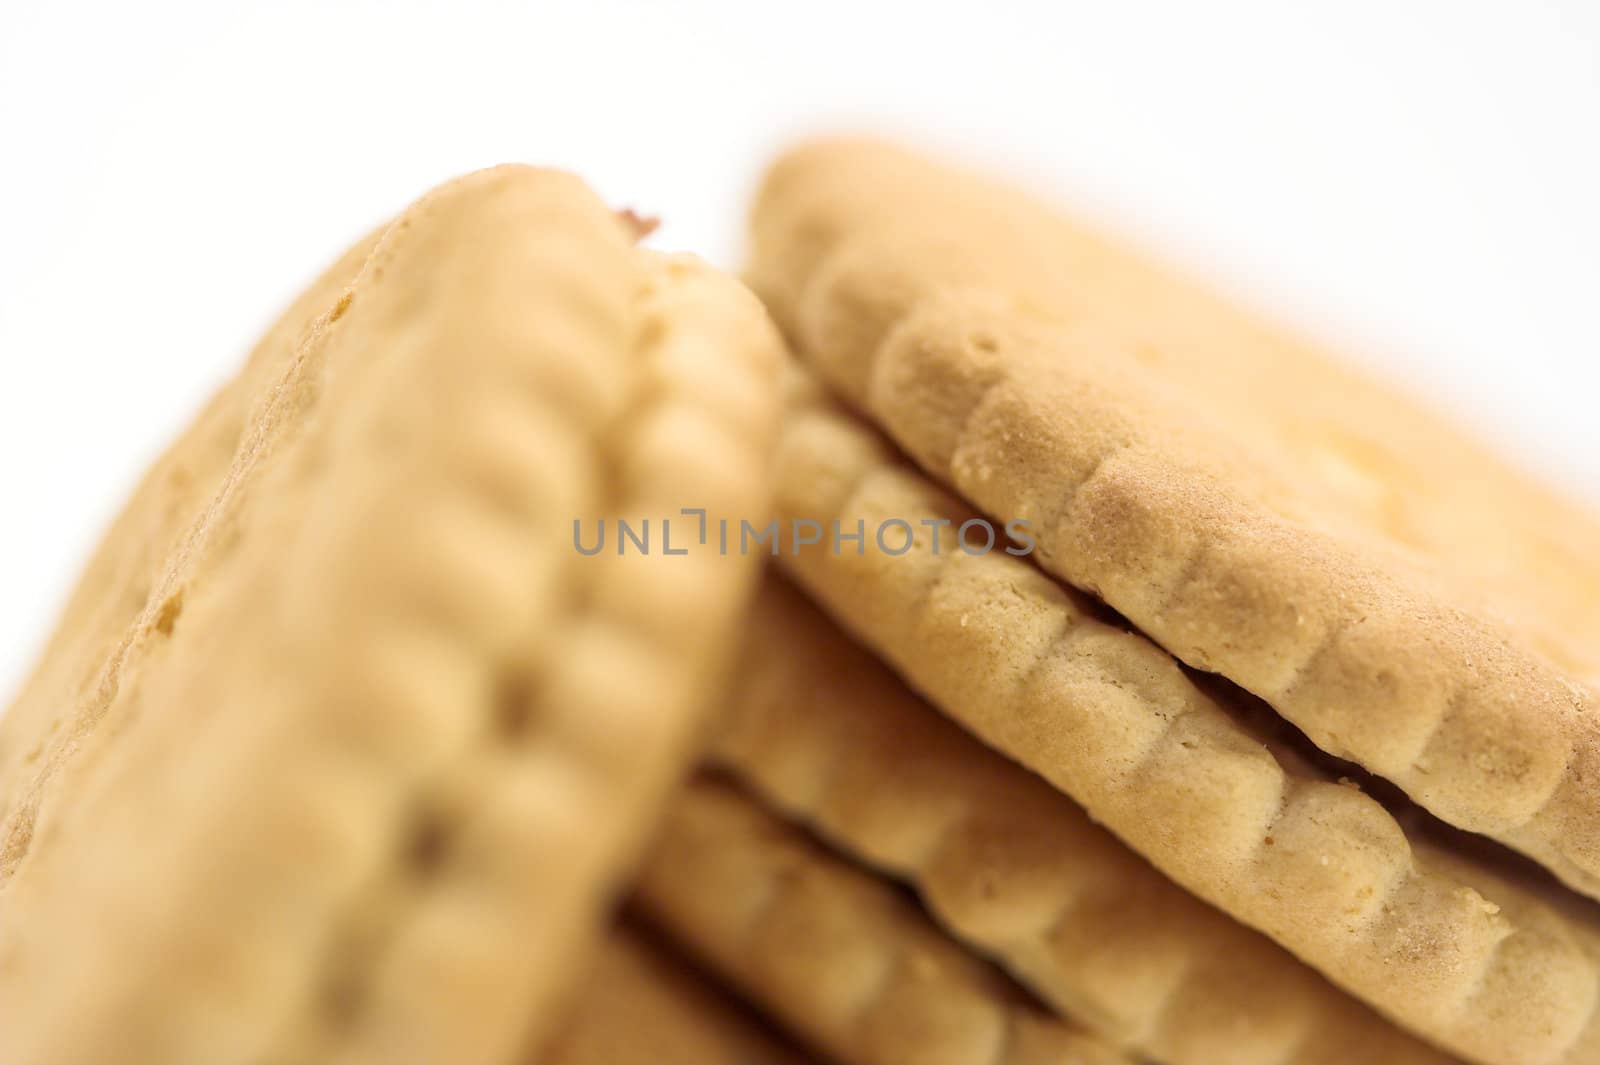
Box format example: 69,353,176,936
1,1,1596,699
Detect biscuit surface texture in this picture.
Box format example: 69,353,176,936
0,225,385,879
769,370,1600,1065
636,775,1132,1065
0,166,781,1064
713,577,1462,1065
748,138,1600,905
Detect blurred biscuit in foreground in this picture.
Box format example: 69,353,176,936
536,922,813,1065
0,164,782,1064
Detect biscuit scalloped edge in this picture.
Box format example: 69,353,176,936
635,775,1134,1065
0,165,782,1065
769,370,1600,1065
746,138,1600,908
712,576,1462,1065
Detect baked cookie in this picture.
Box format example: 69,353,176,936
713,576,1460,1065
770,369,1600,1065
0,224,385,876
534,922,812,1065
635,775,1132,1065
0,165,782,1064
748,138,1600,907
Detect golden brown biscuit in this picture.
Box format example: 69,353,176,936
769,369,1600,1065
712,576,1461,1065
0,166,782,1064
534,922,812,1065
0,224,385,877
636,775,1132,1065
748,138,1600,906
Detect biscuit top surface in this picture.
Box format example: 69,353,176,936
748,138,1600,902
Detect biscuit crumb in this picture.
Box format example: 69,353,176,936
328,291,353,323
1454,886,1501,916
153,591,184,637
618,208,660,241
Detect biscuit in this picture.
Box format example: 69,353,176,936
0,166,781,1064
635,775,1132,1065
534,922,813,1065
0,225,385,875
748,138,1600,905
769,369,1600,1065
712,576,1461,1065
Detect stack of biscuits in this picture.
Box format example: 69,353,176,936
1,140,1595,1065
